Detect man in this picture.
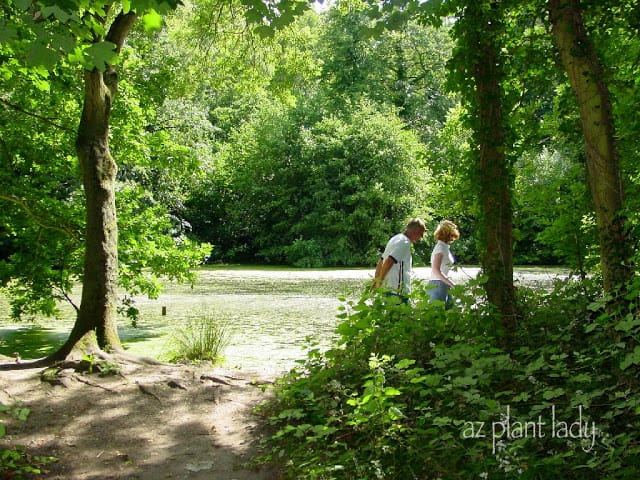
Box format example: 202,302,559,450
372,218,426,298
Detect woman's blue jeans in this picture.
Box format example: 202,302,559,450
428,280,453,309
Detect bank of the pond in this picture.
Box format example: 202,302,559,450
0,266,568,376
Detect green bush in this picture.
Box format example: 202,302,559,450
259,277,640,479
166,313,231,363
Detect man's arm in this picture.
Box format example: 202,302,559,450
371,256,396,291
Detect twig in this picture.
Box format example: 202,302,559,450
0,97,74,132
72,374,119,393
0,192,80,241
136,381,162,403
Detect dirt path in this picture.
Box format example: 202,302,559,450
1,362,279,479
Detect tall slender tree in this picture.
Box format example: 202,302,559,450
547,0,634,293
359,0,518,337
54,9,137,360
451,0,517,339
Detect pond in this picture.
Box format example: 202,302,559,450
0,265,567,376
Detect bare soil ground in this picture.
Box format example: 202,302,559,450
1,362,279,480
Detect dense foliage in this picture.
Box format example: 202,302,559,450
178,6,457,267
260,276,640,479
186,99,430,266
1,0,640,477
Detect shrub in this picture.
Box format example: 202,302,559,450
166,312,231,363
259,277,640,479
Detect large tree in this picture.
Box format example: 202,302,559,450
1,1,182,367
547,0,634,292
461,1,517,337
57,9,139,360
0,0,312,368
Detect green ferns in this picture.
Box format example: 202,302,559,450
261,277,640,479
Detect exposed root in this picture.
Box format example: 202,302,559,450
95,349,169,367
136,381,162,403
72,375,119,393
0,348,169,371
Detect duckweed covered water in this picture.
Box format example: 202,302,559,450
0,267,370,375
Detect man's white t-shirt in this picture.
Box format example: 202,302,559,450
381,233,413,294
430,240,454,277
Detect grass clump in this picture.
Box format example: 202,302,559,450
166,312,231,364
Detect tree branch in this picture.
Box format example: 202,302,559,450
0,98,74,132
0,193,80,241
106,11,138,53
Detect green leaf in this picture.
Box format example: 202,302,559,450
388,406,405,420
26,43,59,69
142,10,163,31
542,387,565,400
395,358,415,369
254,25,275,38
615,315,639,333
433,416,452,426
620,346,640,370
16,407,30,421
0,25,18,43
83,42,118,71
51,33,77,54
485,399,498,409
411,374,442,387
383,387,402,396
572,373,591,383
41,5,71,22
453,375,477,387
15,0,32,11
33,77,51,91
587,299,606,311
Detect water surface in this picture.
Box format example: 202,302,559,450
0,266,567,376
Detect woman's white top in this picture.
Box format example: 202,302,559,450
430,240,454,277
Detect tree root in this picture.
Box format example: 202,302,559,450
0,348,169,371
136,381,162,403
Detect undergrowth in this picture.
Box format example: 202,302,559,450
258,276,640,479
1,402,58,479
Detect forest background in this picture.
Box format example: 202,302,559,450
2,0,640,478
5,0,628,294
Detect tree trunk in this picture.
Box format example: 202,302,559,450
548,0,633,292
466,2,517,341
47,12,138,361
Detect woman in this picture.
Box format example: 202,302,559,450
428,220,460,308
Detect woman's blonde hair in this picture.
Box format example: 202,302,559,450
434,220,460,242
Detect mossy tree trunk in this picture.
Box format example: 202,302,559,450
48,11,138,361
462,1,517,343
548,0,633,293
